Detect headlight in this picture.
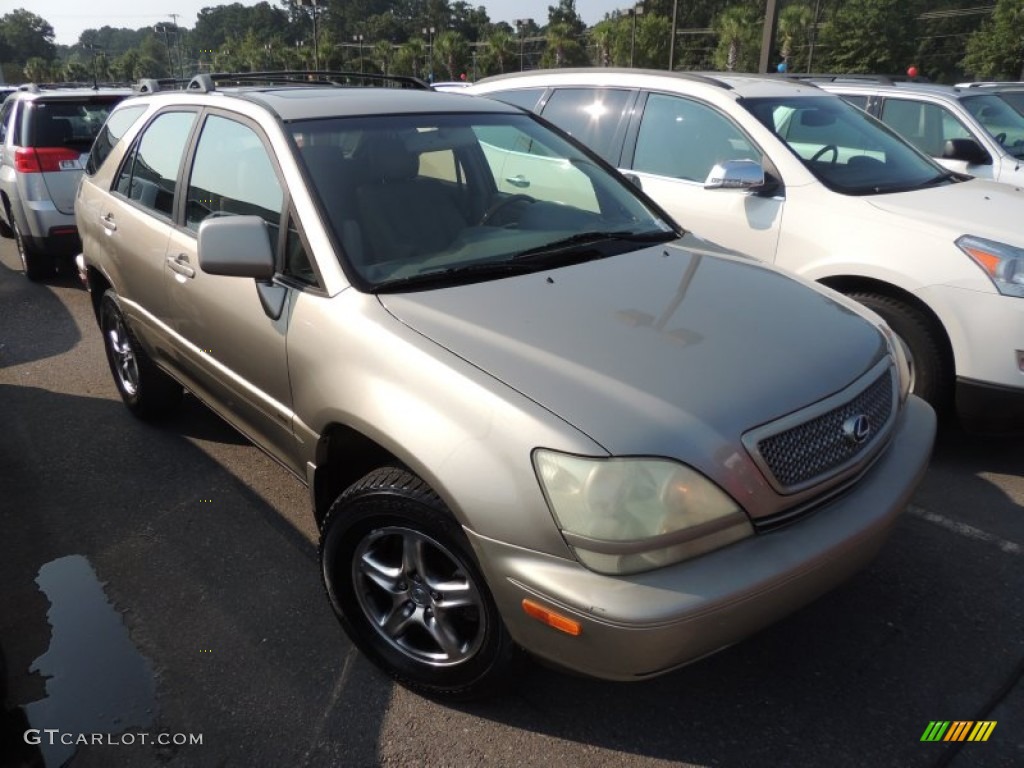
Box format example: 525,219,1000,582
533,451,752,575
957,235,1024,297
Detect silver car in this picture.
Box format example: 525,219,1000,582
76,72,935,698
0,84,131,279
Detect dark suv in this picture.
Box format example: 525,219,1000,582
0,84,131,279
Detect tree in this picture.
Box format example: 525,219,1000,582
24,56,52,82
591,24,613,67
540,22,587,67
547,0,587,38
482,28,515,75
373,40,393,75
1,9,57,64
433,30,468,80
777,3,813,73
713,4,761,72
634,14,671,69
817,0,923,74
961,0,1024,80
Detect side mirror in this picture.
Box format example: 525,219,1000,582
198,215,275,279
704,159,766,191
942,138,991,165
198,215,287,320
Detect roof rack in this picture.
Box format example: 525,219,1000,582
782,73,931,85
135,70,430,94
18,81,132,93
957,81,1024,89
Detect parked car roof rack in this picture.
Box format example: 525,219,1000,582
476,68,736,91
956,81,1024,90
782,73,931,85
135,70,430,94
18,81,131,93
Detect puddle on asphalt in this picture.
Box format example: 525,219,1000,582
23,554,157,767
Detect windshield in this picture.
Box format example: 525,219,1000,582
961,93,1024,158
290,112,676,291
742,95,951,194
996,90,1024,117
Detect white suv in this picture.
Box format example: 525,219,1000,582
808,77,1024,188
467,70,1024,430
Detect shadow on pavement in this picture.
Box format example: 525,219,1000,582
0,384,392,767
0,262,81,369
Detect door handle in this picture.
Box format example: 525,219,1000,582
100,213,117,231
166,253,195,279
504,175,530,188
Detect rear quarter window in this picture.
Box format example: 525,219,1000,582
86,104,148,176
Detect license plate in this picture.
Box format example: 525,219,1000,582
59,157,82,170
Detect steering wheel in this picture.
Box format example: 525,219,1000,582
993,131,1007,146
811,144,838,163
480,194,534,226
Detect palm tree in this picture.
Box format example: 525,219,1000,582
433,30,468,81
778,3,813,73
543,22,574,67
484,29,515,74
591,25,613,67
400,38,427,79
714,5,760,72
373,40,393,76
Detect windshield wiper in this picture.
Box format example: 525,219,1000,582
512,229,677,261
921,171,960,186
373,230,677,292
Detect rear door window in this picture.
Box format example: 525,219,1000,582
114,111,197,218
540,88,634,164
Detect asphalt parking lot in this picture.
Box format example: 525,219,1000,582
0,236,1022,768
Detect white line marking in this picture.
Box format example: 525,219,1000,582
907,505,1022,556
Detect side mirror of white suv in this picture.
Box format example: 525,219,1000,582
705,159,766,191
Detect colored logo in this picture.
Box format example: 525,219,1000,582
921,721,996,742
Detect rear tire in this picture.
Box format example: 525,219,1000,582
12,220,53,281
100,289,183,419
320,466,519,699
847,292,952,413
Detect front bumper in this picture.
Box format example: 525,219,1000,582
918,283,1024,413
468,396,935,681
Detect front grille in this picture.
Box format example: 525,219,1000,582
752,366,895,492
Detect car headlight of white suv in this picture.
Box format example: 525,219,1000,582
957,235,1024,298
533,451,753,575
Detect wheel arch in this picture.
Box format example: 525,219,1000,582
311,423,403,529
86,266,112,322
817,274,955,368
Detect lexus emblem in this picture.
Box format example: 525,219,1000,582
843,414,872,444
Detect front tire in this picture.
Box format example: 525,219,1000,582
320,466,519,699
847,292,952,413
100,290,182,419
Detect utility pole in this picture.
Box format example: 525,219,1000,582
629,4,643,69
758,0,780,74
669,0,678,71
168,13,185,79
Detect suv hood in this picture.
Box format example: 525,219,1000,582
380,239,885,460
866,179,1024,244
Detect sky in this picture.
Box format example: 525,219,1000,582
20,0,629,47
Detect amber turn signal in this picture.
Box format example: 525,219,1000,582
521,598,582,636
